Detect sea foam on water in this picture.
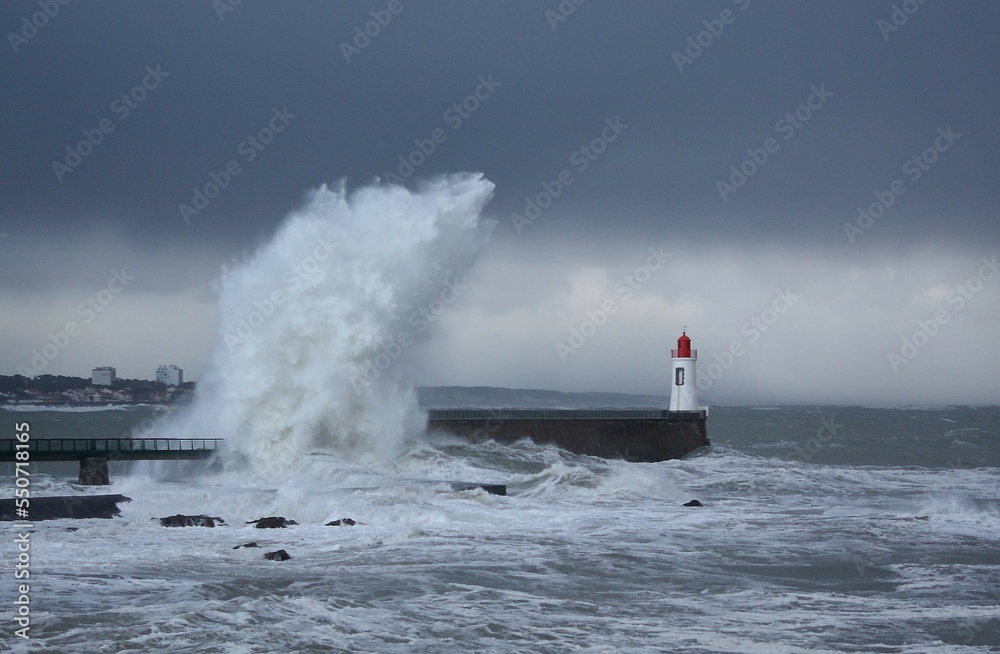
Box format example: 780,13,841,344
154,173,495,477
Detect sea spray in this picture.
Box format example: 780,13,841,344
154,173,495,476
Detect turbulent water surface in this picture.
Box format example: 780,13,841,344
2,404,999,653
4,180,997,651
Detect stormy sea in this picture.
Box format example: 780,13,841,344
2,402,999,653
3,177,998,652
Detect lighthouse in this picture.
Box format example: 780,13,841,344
669,330,700,412
425,324,711,460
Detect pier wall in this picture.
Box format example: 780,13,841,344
427,410,708,462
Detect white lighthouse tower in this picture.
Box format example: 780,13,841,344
669,330,700,412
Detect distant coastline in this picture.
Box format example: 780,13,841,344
0,374,194,407
1,381,663,409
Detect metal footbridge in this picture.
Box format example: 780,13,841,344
0,438,223,484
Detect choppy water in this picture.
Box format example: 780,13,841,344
2,404,999,653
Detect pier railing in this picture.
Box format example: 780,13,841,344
0,438,223,462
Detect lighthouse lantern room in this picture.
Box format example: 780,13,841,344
669,330,700,412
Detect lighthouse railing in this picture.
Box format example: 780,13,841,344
671,349,697,357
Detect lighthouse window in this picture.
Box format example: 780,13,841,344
675,367,684,386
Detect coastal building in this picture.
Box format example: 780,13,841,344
156,364,183,386
91,366,116,386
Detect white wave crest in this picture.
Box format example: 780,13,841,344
154,174,495,476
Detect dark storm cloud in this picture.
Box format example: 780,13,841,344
4,0,997,252
2,1,998,401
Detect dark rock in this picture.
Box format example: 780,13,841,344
0,495,130,521
247,516,297,529
683,500,703,507
233,542,260,549
450,482,507,495
264,549,291,561
65,527,79,532
325,518,358,527
157,514,225,527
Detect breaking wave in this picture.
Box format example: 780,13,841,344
153,174,495,476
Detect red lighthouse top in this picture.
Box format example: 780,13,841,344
672,331,695,358
677,331,691,357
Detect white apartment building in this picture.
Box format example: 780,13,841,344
91,366,117,386
156,364,183,386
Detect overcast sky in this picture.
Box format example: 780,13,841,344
2,0,998,405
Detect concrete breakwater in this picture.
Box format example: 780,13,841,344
427,409,709,462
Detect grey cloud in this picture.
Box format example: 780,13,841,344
2,0,997,403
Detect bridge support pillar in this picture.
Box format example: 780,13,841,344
79,457,110,485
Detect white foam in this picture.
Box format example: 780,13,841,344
6,444,1000,653
151,174,495,477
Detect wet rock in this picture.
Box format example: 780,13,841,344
233,542,260,549
247,516,297,529
264,549,291,561
0,495,130,521
157,514,225,527
325,518,358,526
450,482,507,495
683,500,703,507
